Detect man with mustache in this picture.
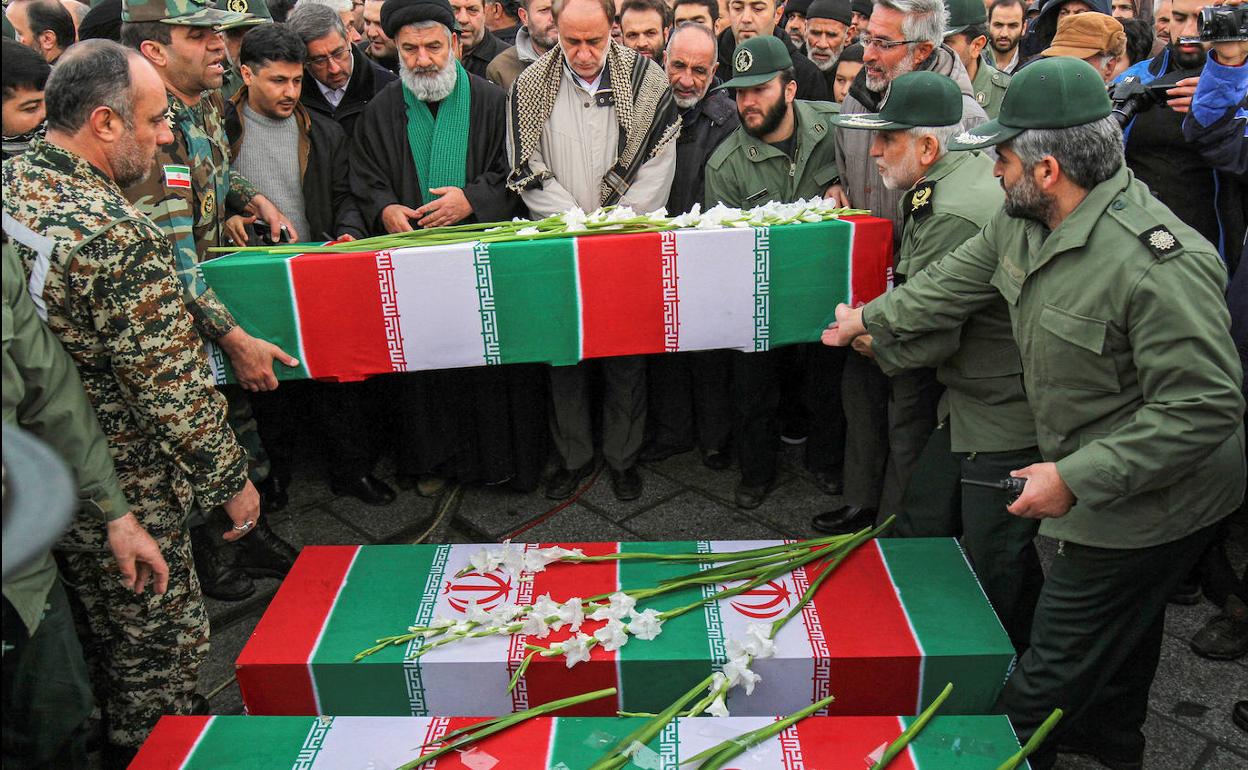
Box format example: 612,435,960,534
640,21,739,474
804,0,856,90
2,39,259,768
486,0,559,89
987,0,1026,71
702,34,842,508
717,0,830,99
353,0,549,496
826,58,1244,769
829,70,1042,655
815,0,990,536
120,0,302,604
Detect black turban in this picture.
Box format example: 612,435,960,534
380,0,460,40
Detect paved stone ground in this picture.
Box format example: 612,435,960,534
199,445,1248,769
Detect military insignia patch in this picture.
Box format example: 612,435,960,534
976,91,987,105
954,128,995,145
734,48,753,73
228,0,248,11
201,190,216,221
1139,225,1180,258
838,114,891,128
909,182,934,220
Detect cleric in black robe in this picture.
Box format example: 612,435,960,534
350,0,547,491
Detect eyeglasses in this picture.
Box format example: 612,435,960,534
858,34,920,50
306,45,352,68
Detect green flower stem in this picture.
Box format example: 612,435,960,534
679,694,836,768
995,709,1063,770
506,650,539,693
586,674,716,770
682,678,731,718
868,682,954,770
399,687,618,769
615,711,659,718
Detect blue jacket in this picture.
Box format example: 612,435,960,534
1115,50,1246,271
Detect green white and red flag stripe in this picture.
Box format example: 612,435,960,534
133,714,1029,769
201,217,892,383
236,539,1014,719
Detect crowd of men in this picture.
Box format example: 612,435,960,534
1,0,1245,766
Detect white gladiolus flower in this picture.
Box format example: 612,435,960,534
498,542,527,577
450,621,473,635
522,546,585,573
626,608,663,641
591,592,636,620
593,618,630,652
561,208,588,231
517,227,540,236
468,547,501,574
522,613,551,638
723,655,762,695
553,598,585,632
428,616,455,630
604,206,638,223
744,623,776,659
531,594,561,618
705,672,730,717
557,633,594,668
463,599,493,626
489,603,523,625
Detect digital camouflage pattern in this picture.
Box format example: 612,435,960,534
59,533,209,748
2,137,248,748
123,90,258,341
1,138,248,550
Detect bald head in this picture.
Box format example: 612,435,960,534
665,21,716,107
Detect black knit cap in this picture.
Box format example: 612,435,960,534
380,0,461,39
807,0,852,25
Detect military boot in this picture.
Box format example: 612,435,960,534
234,516,299,579
190,523,255,601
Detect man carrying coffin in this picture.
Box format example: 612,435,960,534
351,0,548,493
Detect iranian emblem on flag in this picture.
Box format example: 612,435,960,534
164,164,192,188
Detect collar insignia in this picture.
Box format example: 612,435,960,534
1140,225,1180,258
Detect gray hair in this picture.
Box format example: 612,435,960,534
44,39,135,133
1007,116,1124,190
297,0,353,11
905,121,963,156
873,0,948,48
287,2,350,45
665,19,717,61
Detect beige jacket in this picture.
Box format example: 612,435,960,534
514,66,677,218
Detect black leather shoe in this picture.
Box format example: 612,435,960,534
610,467,643,501
236,517,299,579
331,474,397,506
256,475,290,514
189,694,211,715
811,506,876,535
190,524,255,601
545,463,593,499
1233,700,1248,733
809,470,844,496
1169,577,1202,605
701,450,732,471
1190,596,1248,660
640,442,692,463
734,480,774,509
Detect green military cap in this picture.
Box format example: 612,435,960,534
216,0,272,30
121,0,248,26
2,14,16,40
949,57,1112,150
944,0,987,36
831,71,962,130
716,35,793,90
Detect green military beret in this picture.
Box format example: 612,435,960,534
831,71,963,130
2,13,16,40
716,35,793,90
950,57,1112,150
122,0,247,26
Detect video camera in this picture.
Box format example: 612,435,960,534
1197,4,1248,43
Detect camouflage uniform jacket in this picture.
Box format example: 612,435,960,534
124,89,259,341
2,138,249,551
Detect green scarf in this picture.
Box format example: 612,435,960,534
402,60,471,194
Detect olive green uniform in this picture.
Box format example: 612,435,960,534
704,98,841,491
1,239,131,767
864,163,1245,765
970,56,1010,120
867,150,1043,651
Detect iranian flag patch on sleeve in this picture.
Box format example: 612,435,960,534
163,164,192,188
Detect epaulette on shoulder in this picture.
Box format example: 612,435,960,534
706,132,742,169
1106,196,1185,261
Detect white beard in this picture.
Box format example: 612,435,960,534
401,59,458,102
808,44,843,71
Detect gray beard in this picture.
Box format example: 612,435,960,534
401,59,458,103
809,45,843,71
866,55,915,93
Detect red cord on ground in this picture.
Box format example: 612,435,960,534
499,465,604,542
